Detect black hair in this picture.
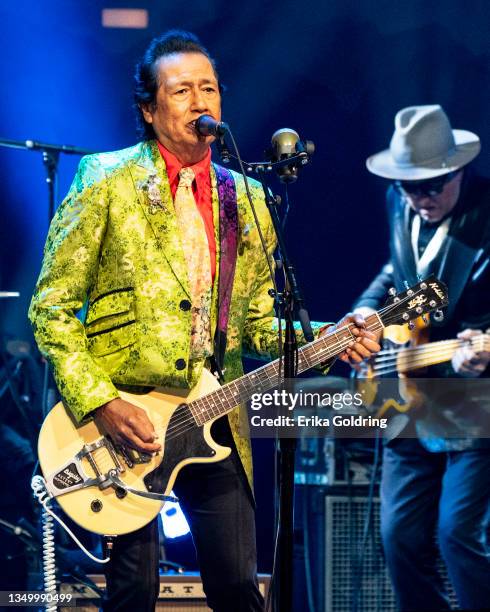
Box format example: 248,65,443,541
133,30,220,140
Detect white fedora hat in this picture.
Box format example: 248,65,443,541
366,105,480,180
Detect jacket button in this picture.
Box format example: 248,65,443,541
179,299,191,312
175,358,186,370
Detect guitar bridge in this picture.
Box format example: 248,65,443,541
45,437,126,498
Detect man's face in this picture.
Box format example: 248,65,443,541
141,52,221,164
396,171,463,223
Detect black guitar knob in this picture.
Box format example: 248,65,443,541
91,499,103,513
115,487,127,499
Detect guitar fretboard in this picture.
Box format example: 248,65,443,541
188,313,384,426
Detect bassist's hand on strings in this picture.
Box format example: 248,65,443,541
95,398,161,453
452,328,490,377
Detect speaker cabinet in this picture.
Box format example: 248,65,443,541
324,495,458,612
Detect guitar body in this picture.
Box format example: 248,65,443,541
37,369,230,535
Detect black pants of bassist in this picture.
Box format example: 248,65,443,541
102,417,264,612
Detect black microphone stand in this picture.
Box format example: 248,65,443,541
249,154,314,612
0,137,94,226
0,136,95,415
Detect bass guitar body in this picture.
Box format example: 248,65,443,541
358,317,430,418
38,369,227,535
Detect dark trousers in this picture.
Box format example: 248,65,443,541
103,419,264,612
381,438,490,611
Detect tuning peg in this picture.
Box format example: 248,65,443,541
408,321,416,330
388,287,400,302
416,274,422,282
422,315,429,325
402,313,409,321
415,306,423,314
420,282,427,290
433,309,444,322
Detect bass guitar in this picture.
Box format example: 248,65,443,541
358,322,489,418
37,276,447,535
365,324,490,378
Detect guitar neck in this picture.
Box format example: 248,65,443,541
397,339,462,372
189,313,384,426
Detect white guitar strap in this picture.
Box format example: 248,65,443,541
411,215,451,277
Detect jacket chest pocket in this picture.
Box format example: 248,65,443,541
85,288,136,356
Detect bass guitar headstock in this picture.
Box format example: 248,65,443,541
380,274,448,329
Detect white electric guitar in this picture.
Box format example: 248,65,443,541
37,276,448,535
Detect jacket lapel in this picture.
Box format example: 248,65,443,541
390,190,418,286
129,141,190,298
432,211,479,322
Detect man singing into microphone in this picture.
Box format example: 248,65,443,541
29,30,379,611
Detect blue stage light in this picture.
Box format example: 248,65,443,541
160,494,191,539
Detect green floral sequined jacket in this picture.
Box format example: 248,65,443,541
29,140,326,486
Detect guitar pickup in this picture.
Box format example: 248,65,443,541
116,443,152,467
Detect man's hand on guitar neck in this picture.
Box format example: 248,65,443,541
452,328,490,377
321,311,381,365
95,398,162,453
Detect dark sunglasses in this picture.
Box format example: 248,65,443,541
394,171,457,197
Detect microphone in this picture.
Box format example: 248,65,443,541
195,115,229,137
269,128,315,183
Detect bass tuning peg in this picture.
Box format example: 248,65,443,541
433,309,444,322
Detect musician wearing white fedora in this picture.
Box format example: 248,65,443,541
354,105,490,611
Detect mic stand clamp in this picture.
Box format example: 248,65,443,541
244,151,311,174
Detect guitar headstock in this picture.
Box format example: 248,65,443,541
380,275,448,328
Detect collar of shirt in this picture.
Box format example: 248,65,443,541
156,141,211,199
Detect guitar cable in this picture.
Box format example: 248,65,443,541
31,476,110,578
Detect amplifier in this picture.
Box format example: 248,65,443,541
324,495,458,612
61,572,270,611
295,439,378,487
